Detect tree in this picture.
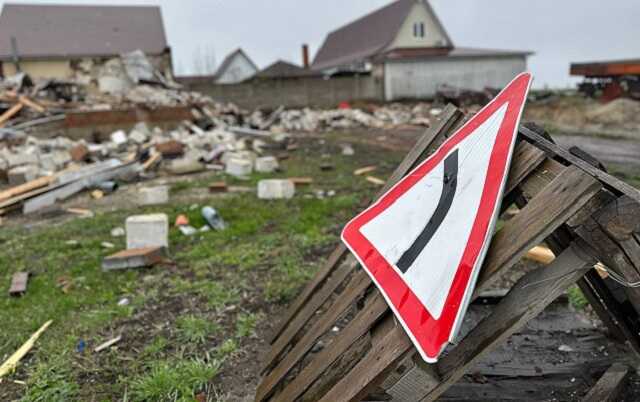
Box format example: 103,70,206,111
192,44,217,75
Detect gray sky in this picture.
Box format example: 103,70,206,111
2,0,640,88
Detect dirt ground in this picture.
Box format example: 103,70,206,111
2,96,640,401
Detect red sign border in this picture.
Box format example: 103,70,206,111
341,73,533,362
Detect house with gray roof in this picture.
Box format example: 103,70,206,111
215,48,259,84
0,3,171,79
313,0,532,100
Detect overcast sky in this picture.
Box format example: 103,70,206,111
2,0,639,88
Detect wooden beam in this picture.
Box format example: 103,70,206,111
0,102,23,127
519,125,640,203
582,363,629,402
476,165,601,293
421,243,596,401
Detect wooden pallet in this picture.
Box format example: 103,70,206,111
256,105,640,402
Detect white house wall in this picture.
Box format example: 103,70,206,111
384,56,527,100
388,1,451,49
216,54,257,84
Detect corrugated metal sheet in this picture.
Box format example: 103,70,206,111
384,56,527,100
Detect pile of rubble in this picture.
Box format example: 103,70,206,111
245,103,437,133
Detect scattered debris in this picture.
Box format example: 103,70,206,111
175,214,189,227
202,206,227,231
0,320,53,378
341,144,355,156
9,272,29,296
558,344,575,353
110,227,125,237
209,181,228,193
288,177,313,186
365,176,385,186
101,242,115,249
94,335,122,353
354,166,377,176
255,156,279,173
258,179,295,200
102,246,165,271
525,246,556,265
126,213,169,250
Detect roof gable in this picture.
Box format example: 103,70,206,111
255,60,319,79
312,0,451,71
0,4,168,59
215,48,258,84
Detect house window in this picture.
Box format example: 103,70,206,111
413,22,425,38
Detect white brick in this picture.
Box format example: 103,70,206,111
137,186,169,205
255,156,279,173
126,213,169,250
226,158,253,177
258,179,295,199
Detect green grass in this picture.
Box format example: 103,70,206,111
176,315,220,344
128,359,221,402
0,137,400,401
567,285,589,310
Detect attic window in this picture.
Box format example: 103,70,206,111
413,22,425,38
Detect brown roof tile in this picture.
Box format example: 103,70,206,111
0,3,168,60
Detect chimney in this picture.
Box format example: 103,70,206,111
302,44,310,69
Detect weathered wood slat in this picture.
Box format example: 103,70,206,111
519,125,640,203
262,257,358,373
268,105,464,345
476,165,601,293
318,317,413,402
257,269,370,398
582,363,629,402
504,140,547,195
421,243,596,402
264,294,389,402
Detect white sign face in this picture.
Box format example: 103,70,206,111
342,73,533,362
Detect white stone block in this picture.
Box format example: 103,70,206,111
137,186,169,205
258,179,295,200
111,130,128,146
226,158,253,177
255,156,279,173
126,213,169,250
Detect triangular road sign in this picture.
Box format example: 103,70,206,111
342,73,533,363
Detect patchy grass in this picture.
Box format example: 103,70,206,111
0,136,402,401
128,359,221,402
176,316,220,344
567,285,589,311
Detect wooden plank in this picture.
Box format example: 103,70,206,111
261,294,389,402
269,105,463,345
318,317,413,402
519,125,640,203
102,246,165,271
476,166,601,293
9,272,29,296
504,140,547,195
0,175,56,204
582,363,629,402
262,257,356,371
0,102,23,127
256,271,371,400
420,243,596,401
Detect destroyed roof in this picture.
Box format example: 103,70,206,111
0,4,168,60
254,60,320,79
312,0,453,71
215,48,259,80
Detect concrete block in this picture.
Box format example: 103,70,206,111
137,185,169,205
258,179,295,200
6,152,39,168
111,130,128,147
226,158,253,177
126,213,169,250
255,156,279,173
129,129,148,145
166,158,205,175
8,165,39,186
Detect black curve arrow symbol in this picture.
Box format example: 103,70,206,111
396,149,459,274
